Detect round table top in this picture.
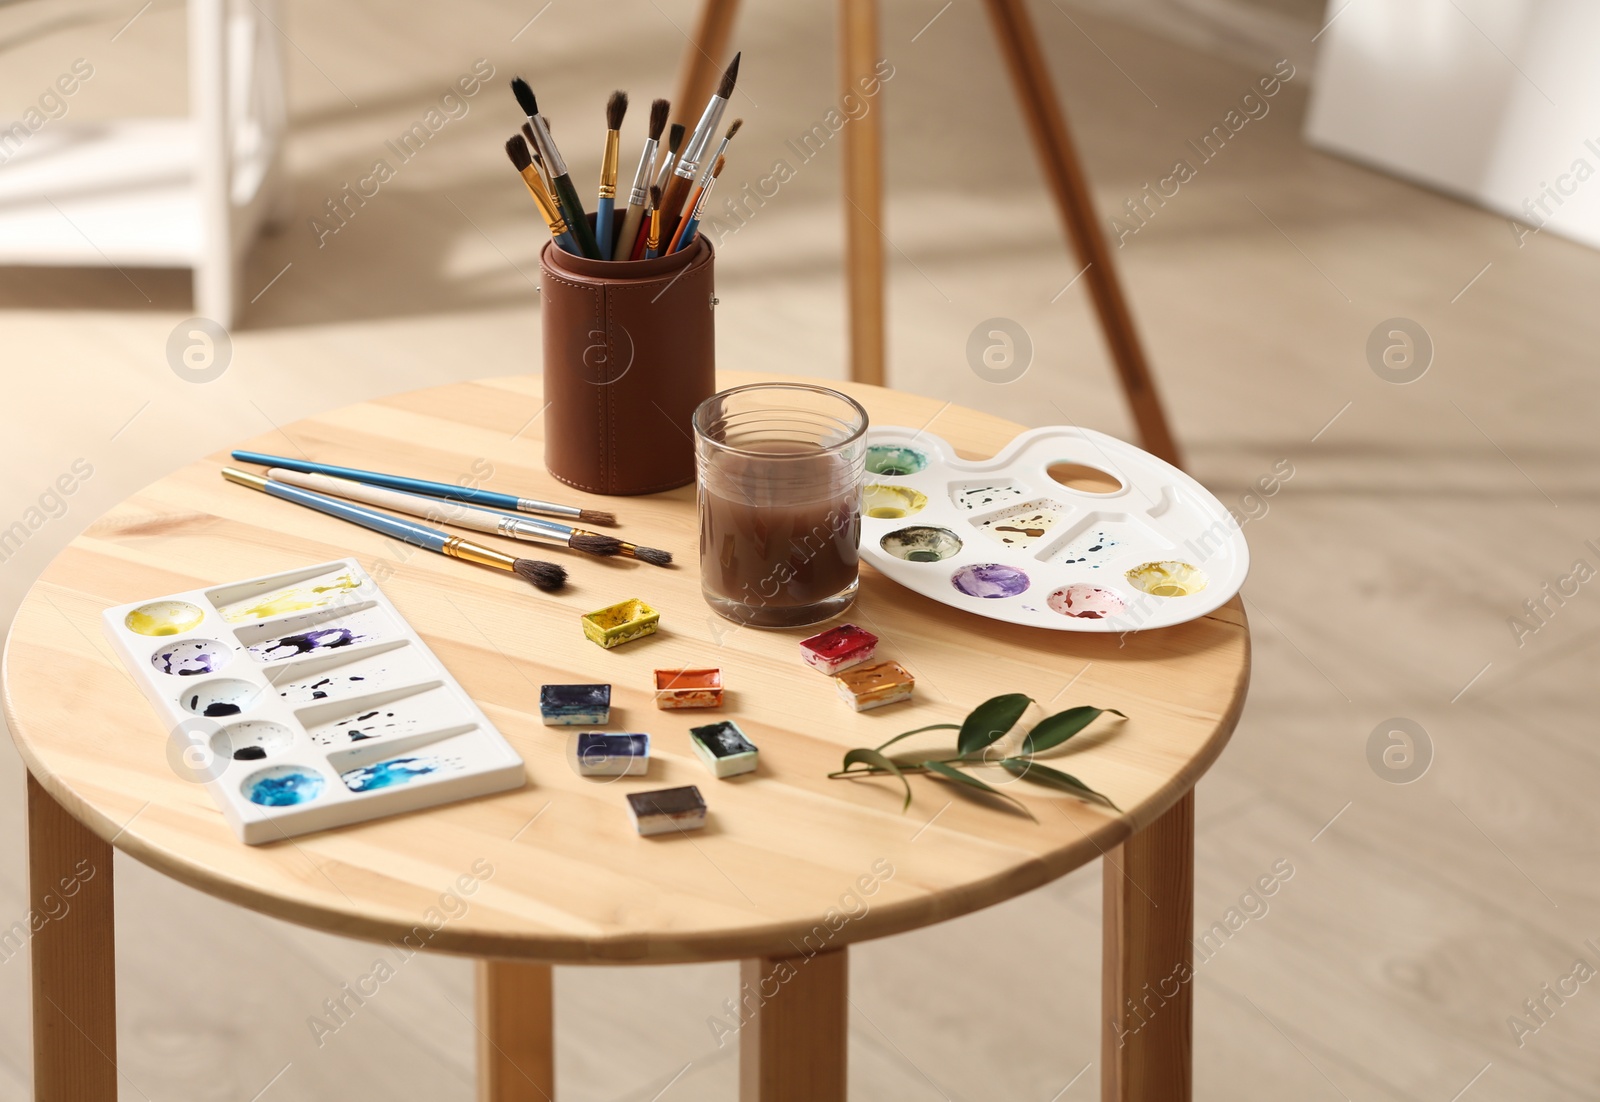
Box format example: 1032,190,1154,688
3,372,1249,964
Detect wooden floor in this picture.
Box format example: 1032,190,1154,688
3,0,1597,1098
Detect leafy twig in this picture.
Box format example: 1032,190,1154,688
829,694,1124,818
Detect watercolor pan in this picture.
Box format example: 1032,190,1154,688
540,683,612,726
582,598,660,649
688,721,758,778
798,624,879,674
626,785,708,836
835,660,915,712
855,426,1250,633
653,667,723,710
569,732,651,777
101,558,525,844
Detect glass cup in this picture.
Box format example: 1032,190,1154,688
694,383,869,627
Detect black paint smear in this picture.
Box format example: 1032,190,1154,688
233,746,267,760
202,702,242,717
261,626,363,659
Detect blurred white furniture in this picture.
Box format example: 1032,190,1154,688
0,0,288,325
1306,0,1600,250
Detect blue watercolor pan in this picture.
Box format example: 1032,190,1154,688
540,683,612,726
569,732,650,777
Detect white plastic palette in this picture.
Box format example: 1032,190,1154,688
857,426,1249,632
101,558,525,843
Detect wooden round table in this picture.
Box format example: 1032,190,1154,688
3,372,1249,1102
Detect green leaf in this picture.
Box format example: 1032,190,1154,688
873,723,960,754
840,748,913,811
1022,706,1127,754
956,693,1034,756
999,758,1120,811
921,760,1036,821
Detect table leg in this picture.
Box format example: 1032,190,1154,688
27,775,118,1101
1102,790,1194,1100
475,960,555,1102
739,947,847,1102
839,0,887,387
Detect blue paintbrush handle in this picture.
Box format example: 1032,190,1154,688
597,196,615,258
258,478,451,553
674,216,701,252
231,451,524,512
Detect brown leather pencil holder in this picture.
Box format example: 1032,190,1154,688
539,225,716,496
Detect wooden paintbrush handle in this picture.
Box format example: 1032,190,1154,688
657,173,694,245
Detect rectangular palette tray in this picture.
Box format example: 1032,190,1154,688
856,426,1250,633
101,558,526,843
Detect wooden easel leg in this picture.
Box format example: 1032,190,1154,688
839,0,887,386
671,0,744,130
476,960,555,1102
27,775,118,1102
739,948,848,1102
1102,791,1194,1101
983,0,1182,468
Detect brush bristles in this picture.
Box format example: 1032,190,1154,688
725,117,743,140
606,90,628,131
511,77,538,118
568,532,624,557
667,123,686,154
512,558,567,591
649,98,670,140
578,508,618,526
623,543,673,567
711,155,726,179
648,184,662,211
717,52,741,99
506,136,532,172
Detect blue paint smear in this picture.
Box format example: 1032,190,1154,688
342,756,442,793
246,770,324,807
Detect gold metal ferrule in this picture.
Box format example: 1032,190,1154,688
599,132,620,198
442,536,516,571
520,167,570,236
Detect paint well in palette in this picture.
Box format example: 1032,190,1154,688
880,526,963,563
151,639,233,676
273,647,428,704
243,766,325,806
862,483,927,520
976,501,1067,550
247,608,390,663
1049,526,1123,568
125,600,206,637
1126,561,1208,597
1047,584,1127,620
216,568,366,624
539,684,612,726
341,755,460,793
181,678,264,717
864,444,927,477
951,563,1030,598
951,481,1028,512
211,720,295,761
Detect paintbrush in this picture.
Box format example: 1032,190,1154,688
520,122,552,191
644,184,663,260
511,77,601,259
505,136,579,255
654,122,686,193
669,117,737,251
229,450,618,526
595,90,628,259
222,469,567,592
634,122,686,260
267,470,672,565
614,98,668,261
659,53,740,242
670,155,725,254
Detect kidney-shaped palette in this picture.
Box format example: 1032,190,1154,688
857,426,1249,632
